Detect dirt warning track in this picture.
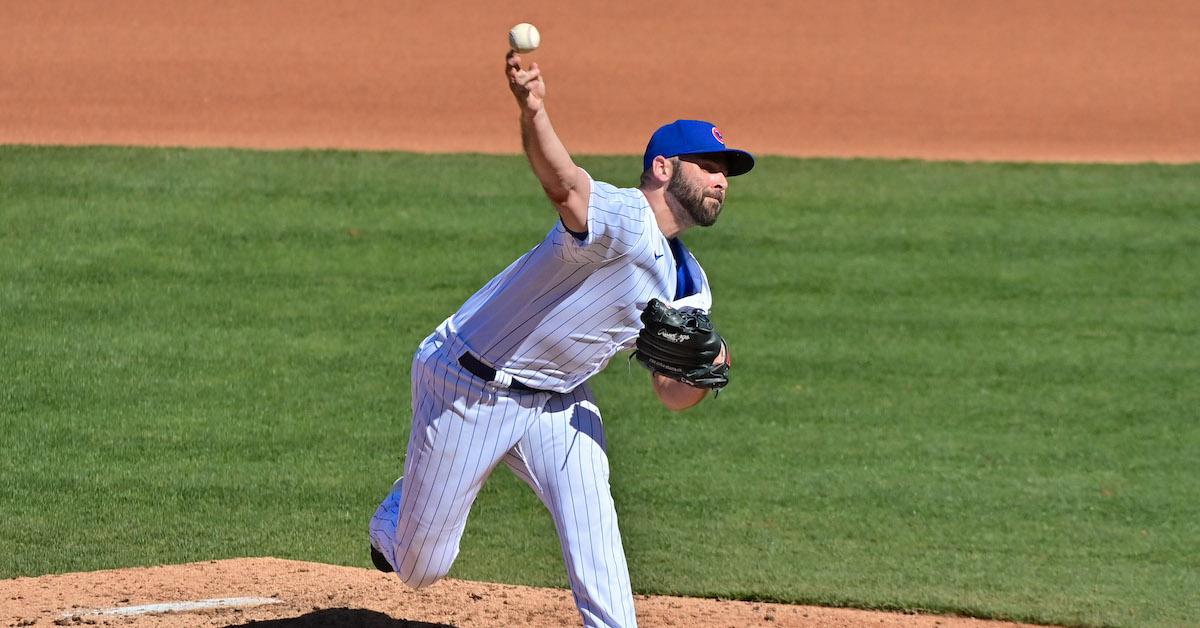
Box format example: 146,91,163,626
2,0,1197,162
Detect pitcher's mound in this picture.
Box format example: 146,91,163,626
1,558,1056,628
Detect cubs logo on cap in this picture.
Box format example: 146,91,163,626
643,120,754,176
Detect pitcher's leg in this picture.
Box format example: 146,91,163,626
506,385,637,628
371,337,545,589
368,476,405,572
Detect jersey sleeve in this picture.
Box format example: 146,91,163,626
667,239,713,313
551,172,653,264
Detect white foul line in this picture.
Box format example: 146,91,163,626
64,597,282,617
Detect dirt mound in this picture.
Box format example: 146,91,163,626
1,558,1053,628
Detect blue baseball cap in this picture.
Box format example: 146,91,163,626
642,119,755,176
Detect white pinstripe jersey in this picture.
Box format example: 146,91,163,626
447,171,713,393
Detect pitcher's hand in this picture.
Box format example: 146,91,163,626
506,51,545,114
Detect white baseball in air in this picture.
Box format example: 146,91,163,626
509,23,540,53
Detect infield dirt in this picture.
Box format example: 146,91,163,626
2,559,1054,628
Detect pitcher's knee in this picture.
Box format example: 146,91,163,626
394,556,451,590
395,567,443,590
392,534,458,590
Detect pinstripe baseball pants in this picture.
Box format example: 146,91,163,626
369,325,638,627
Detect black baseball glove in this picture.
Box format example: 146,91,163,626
633,299,729,390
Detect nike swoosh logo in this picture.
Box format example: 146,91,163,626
654,253,664,260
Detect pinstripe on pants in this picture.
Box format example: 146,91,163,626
369,323,638,627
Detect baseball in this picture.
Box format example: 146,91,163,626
508,23,540,53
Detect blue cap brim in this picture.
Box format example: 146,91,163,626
680,149,755,177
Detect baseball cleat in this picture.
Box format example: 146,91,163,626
370,544,394,573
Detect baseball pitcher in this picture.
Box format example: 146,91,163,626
368,50,754,628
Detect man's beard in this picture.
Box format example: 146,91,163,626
667,169,724,227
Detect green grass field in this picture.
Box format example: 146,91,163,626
2,146,1197,627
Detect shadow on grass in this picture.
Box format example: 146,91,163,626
225,607,456,628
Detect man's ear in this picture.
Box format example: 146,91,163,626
652,155,674,182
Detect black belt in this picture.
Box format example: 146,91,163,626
458,352,540,392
